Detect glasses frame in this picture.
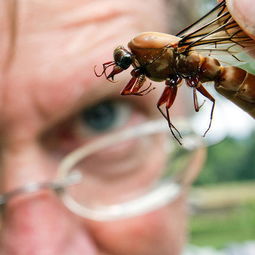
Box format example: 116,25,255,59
0,119,203,221
58,118,203,221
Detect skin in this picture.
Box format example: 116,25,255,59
226,0,255,40
0,0,253,255
0,0,199,255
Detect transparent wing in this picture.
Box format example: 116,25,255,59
175,0,255,66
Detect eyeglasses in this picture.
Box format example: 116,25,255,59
0,119,204,221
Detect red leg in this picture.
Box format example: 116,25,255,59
135,82,155,96
120,76,138,95
187,77,214,136
196,84,215,137
121,76,145,96
157,85,182,145
193,87,206,112
121,74,154,96
130,75,150,96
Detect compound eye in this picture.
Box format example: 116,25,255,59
119,54,132,69
114,47,133,70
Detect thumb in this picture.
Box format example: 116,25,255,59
227,0,255,40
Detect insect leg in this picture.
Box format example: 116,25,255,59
157,85,182,145
196,84,215,137
121,74,155,96
193,87,206,112
120,76,138,95
157,86,171,119
135,82,155,96
130,75,155,96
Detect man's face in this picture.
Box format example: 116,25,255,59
0,0,189,254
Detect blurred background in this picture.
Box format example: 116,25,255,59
172,0,255,249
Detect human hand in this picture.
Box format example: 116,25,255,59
215,0,255,118
226,0,255,40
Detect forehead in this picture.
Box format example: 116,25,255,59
0,0,168,76
0,0,168,132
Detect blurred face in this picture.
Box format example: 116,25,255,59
0,0,198,254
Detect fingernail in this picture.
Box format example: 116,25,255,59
227,0,255,37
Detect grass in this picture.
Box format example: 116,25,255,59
188,182,255,248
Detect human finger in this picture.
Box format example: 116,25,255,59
226,0,255,40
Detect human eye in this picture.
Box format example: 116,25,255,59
79,99,132,135
42,97,149,156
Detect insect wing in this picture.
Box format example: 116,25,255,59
176,0,255,66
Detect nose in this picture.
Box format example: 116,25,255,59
0,142,96,255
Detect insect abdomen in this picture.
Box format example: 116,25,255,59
215,66,255,117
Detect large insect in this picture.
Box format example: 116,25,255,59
95,0,255,145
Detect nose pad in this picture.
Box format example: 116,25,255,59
0,144,97,254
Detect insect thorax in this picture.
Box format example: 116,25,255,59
132,47,177,82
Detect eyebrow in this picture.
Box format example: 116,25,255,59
34,76,122,132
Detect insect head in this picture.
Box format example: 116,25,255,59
94,46,133,81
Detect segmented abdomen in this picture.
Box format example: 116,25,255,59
215,66,255,118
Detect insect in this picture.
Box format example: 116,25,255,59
94,0,255,145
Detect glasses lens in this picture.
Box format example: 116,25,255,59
58,119,203,220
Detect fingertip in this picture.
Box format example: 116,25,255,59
226,0,255,39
